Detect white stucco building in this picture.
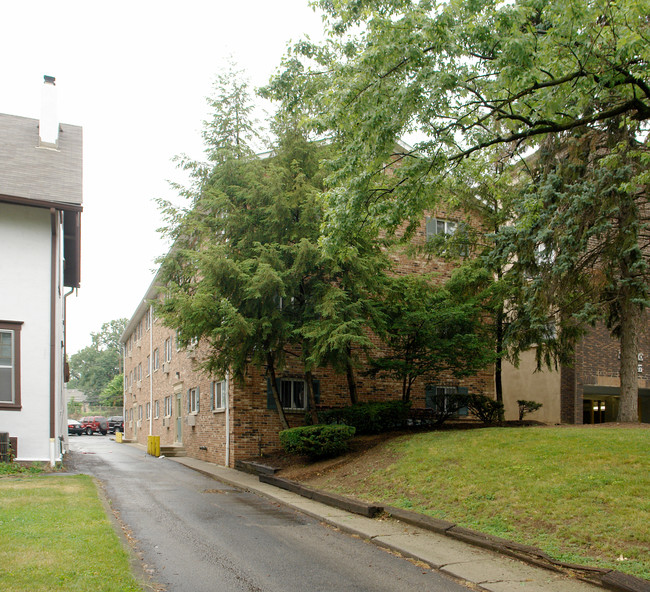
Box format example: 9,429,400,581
0,76,82,465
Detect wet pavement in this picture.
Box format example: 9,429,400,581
68,436,475,592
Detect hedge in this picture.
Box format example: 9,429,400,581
279,424,356,459
311,400,411,435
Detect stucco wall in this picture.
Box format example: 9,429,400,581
502,349,562,424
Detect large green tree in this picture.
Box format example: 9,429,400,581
367,273,494,403
68,319,127,405
267,0,650,422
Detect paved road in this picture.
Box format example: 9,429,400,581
68,436,473,592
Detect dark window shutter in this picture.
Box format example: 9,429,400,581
267,378,276,410
425,385,436,409
457,387,469,416
187,390,190,413
313,379,320,404
425,217,436,240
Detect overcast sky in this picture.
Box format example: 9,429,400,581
1,1,325,354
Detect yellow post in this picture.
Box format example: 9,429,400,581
147,435,160,457
115,431,123,443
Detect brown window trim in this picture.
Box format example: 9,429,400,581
0,320,22,410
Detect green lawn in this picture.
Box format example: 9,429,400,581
308,426,650,580
0,474,142,592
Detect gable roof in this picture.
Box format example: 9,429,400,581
0,113,82,209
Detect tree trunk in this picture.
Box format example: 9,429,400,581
267,355,289,430
345,349,358,405
617,293,640,423
304,370,319,424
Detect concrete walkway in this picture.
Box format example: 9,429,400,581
166,454,605,592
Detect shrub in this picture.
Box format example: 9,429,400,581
517,399,543,421
467,394,504,425
313,401,411,434
279,424,356,459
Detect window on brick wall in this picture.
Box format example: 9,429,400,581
153,348,160,371
146,402,151,420
211,379,227,411
0,321,22,409
425,385,468,416
137,363,142,382
188,387,200,414
164,396,172,417
164,337,173,363
426,217,457,238
154,400,160,419
138,405,143,420
267,378,320,411
146,355,150,376
145,308,151,331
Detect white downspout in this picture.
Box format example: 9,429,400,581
149,305,154,436
225,371,230,467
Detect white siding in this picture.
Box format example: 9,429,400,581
0,202,65,462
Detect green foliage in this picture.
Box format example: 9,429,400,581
517,400,543,421
98,374,124,407
267,0,650,422
368,274,494,402
312,401,411,435
467,394,505,426
68,319,127,405
279,424,356,459
0,462,43,475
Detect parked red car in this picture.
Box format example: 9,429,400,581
79,416,108,436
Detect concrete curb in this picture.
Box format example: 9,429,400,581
248,470,648,592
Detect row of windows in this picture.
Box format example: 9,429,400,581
128,380,228,421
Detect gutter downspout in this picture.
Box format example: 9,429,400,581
63,287,75,453
149,305,153,436
225,371,230,467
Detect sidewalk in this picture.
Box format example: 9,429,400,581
166,454,610,592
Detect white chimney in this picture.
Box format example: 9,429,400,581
39,75,59,148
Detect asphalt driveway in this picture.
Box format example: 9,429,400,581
67,436,472,592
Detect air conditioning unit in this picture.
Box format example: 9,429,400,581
162,417,168,427
187,414,196,427
136,420,142,428
162,362,169,374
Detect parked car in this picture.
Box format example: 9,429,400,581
68,419,84,436
108,415,124,433
79,416,108,436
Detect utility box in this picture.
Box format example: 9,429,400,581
0,432,10,462
147,435,160,457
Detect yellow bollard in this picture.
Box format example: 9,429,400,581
147,435,160,457
115,431,123,443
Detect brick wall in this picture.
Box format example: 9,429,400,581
122,213,495,466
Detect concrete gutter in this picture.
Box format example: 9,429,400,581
164,454,649,592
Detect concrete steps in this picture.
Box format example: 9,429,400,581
160,445,187,457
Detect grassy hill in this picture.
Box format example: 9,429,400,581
280,425,650,580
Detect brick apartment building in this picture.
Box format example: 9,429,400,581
120,212,494,466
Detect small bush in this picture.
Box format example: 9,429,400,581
517,399,543,420
279,424,356,459
467,394,504,425
313,401,411,434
